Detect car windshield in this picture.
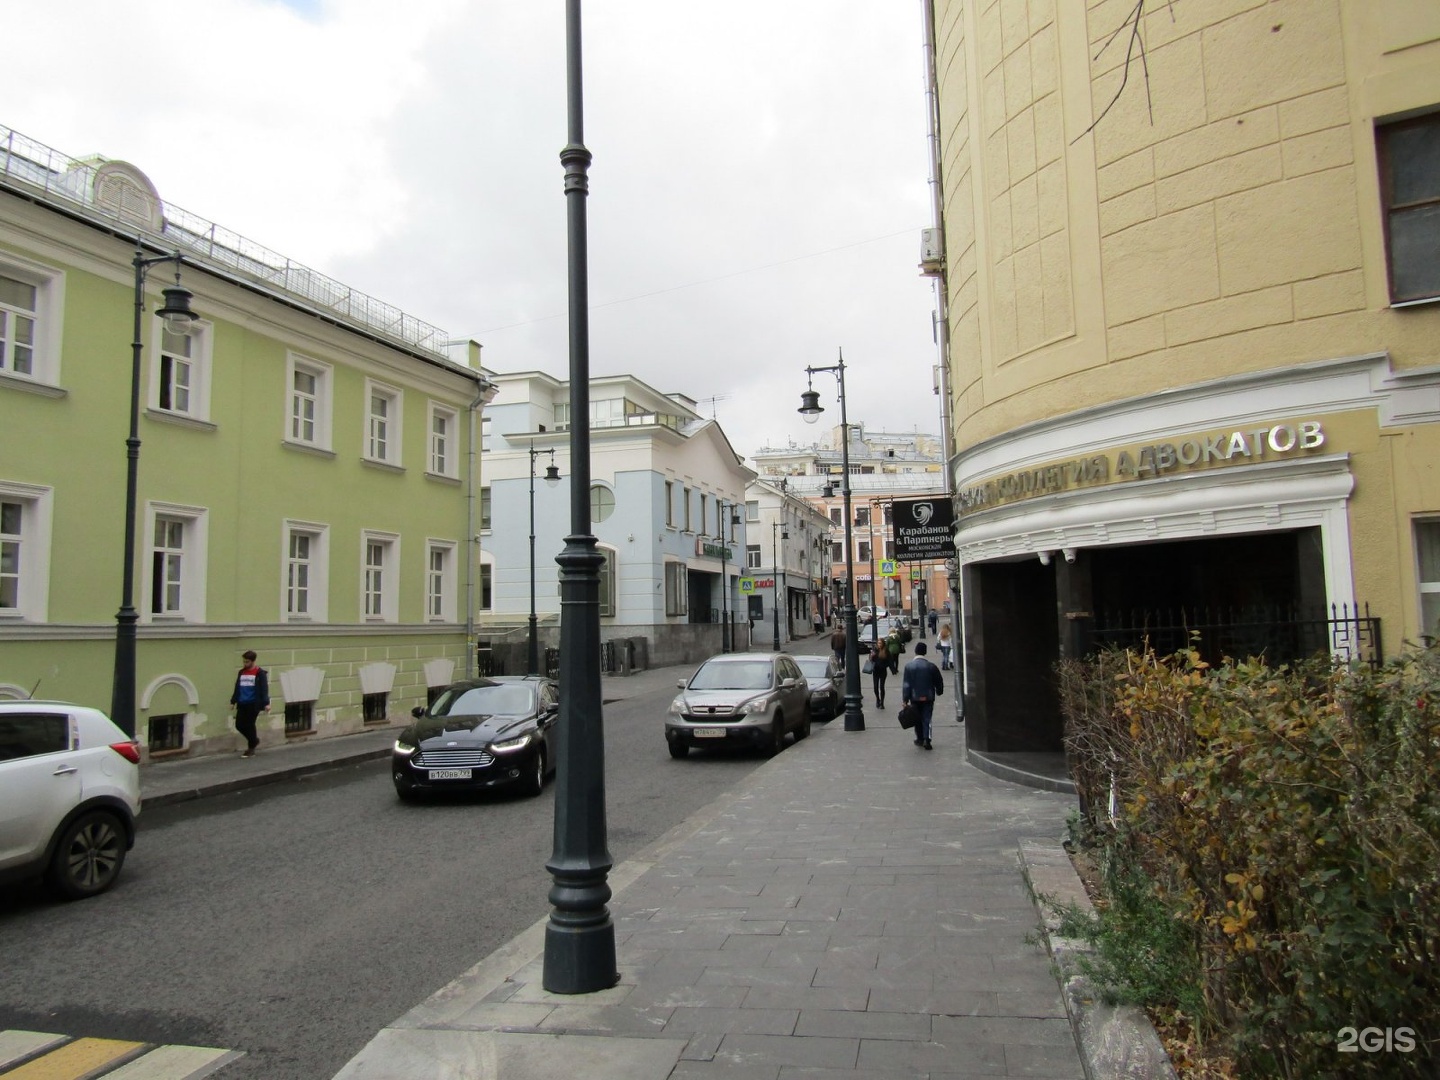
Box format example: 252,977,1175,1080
689,661,773,691
431,684,534,716
794,657,832,677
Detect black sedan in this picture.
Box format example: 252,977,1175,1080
392,676,558,800
794,654,842,720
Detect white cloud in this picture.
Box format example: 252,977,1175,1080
5,0,942,463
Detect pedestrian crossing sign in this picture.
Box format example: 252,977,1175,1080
880,560,897,577
739,577,756,594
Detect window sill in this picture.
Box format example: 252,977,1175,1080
425,470,462,485
146,408,217,432
362,457,405,474
1390,295,1440,310
283,439,336,459
0,371,66,398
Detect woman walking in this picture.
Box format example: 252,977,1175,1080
869,638,896,708
937,621,954,670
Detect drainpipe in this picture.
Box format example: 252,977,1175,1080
460,342,499,679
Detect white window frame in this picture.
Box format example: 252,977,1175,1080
142,501,208,623
282,520,329,622
1417,518,1440,642
364,379,404,467
480,485,492,531
285,353,333,451
360,530,400,623
746,500,760,522
428,402,459,479
665,481,677,527
0,257,64,389
479,556,494,611
597,546,617,618
0,480,52,621
425,539,458,623
746,544,762,570
664,559,688,617
149,316,213,422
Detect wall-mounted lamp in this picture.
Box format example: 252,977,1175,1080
1062,547,1077,564
1037,551,1052,566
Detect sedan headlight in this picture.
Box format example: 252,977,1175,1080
491,733,533,753
393,738,417,756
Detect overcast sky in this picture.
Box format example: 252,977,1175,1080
6,0,942,465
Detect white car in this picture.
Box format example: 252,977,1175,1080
0,701,142,899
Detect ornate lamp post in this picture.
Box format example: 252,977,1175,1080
799,348,864,731
771,519,788,651
528,446,561,675
112,246,198,739
544,0,617,994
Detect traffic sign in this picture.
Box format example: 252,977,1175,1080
879,560,897,577
739,577,755,594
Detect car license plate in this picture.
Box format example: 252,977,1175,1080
692,727,726,738
428,768,472,780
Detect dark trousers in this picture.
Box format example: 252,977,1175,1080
912,698,935,743
871,668,888,705
234,702,262,750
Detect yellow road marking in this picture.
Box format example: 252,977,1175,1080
3,1037,143,1078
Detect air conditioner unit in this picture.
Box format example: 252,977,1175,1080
919,227,944,276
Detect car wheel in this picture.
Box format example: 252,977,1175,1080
795,705,812,741
395,785,418,803
764,715,785,757
46,809,128,900
521,747,546,797
668,739,689,759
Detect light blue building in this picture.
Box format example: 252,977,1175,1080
478,371,756,669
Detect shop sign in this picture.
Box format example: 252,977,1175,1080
893,497,956,560
696,538,732,560
957,420,1327,515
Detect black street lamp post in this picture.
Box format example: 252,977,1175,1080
798,348,864,731
528,446,561,675
112,246,198,740
544,0,618,994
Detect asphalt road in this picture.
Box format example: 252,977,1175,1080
0,674,785,1079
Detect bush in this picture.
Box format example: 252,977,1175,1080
1058,645,1440,1077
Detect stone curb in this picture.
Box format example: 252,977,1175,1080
142,747,393,809
1019,838,1179,1080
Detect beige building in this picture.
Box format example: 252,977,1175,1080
926,1,1440,754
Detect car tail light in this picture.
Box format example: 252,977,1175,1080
109,741,142,764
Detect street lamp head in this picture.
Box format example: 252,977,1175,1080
798,388,823,424
544,463,561,486
156,283,198,336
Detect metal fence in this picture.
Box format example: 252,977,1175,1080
1086,602,1382,668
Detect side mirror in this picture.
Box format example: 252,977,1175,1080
411,706,425,718
677,679,688,689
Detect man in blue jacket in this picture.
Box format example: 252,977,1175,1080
230,649,271,757
901,641,944,751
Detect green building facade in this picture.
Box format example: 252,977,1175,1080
1,124,494,759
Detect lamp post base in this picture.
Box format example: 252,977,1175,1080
542,920,619,994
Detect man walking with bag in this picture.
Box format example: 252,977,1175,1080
901,641,944,750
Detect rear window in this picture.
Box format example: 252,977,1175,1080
0,712,70,760
795,657,832,676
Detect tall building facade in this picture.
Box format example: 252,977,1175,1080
0,124,493,758
927,2,1440,753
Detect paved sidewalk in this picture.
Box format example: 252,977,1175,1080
332,696,1083,1079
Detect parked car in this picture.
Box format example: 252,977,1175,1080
856,616,898,646
0,701,141,900
856,606,889,623
392,676,558,800
666,652,811,758
793,654,843,720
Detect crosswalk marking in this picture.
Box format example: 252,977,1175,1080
4,1037,144,1078
0,1034,66,1072
0,1032,241,1079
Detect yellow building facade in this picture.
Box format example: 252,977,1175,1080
928,0,1440,753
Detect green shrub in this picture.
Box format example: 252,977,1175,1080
1058,646,1440,1077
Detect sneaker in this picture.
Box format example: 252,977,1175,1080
241,748,255,758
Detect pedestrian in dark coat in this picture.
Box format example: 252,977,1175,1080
901,641,944,750
830,625,847,667
869,638,897,708
230,649,271,757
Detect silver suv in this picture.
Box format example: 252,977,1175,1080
0,701,142,899
666,652,812,758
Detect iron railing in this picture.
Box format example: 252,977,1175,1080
1085,603,1382,668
